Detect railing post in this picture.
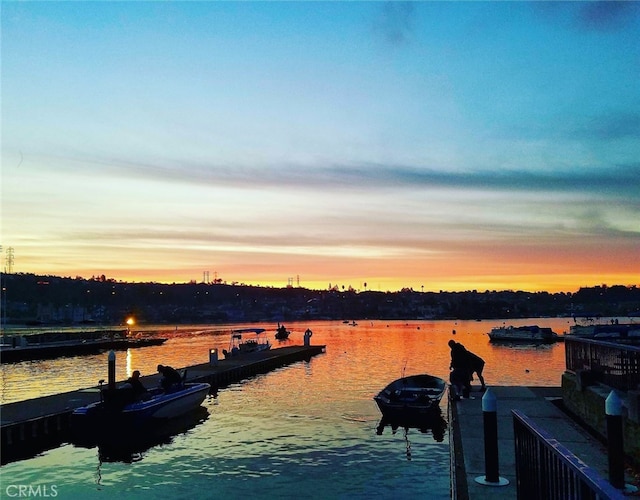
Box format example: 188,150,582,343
605,391,638,493
475,388,509,487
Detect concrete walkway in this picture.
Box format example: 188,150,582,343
449,385,633,499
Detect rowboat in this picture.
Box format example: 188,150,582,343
374,374,447,420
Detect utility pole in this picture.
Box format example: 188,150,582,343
5,247,14,274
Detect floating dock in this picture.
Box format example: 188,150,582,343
0,332,167,363
0,344,326,464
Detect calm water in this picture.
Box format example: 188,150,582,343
0,318,575,499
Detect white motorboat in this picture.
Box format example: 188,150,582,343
71,381,211,432
488,325,560,343
223,328,271,358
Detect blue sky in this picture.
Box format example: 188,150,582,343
2,1,639,292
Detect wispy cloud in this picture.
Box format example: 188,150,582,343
533,1,640,32
577,1,640,32
71,154,639,202
373,2,416,45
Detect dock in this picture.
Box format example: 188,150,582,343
449,385,632,499
0,334,167,363
0,344,326,464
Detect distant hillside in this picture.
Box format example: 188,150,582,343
1,273,638,326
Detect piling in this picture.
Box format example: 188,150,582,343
475,388,509,487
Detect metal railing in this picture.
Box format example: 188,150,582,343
565,336,640,392
512,410,624,499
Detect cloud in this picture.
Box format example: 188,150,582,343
82,154,639,206
533,1,640,32
374,2,416,45
582,113,640,141
577,1,639,31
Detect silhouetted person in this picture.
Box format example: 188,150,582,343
466,349,486,391
125,370,147,395
124,370,148,401
448,340,471,398
157,364,182,391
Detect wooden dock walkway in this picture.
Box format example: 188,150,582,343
449,385,633,499
0,344,326,464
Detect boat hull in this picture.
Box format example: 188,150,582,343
70,382,211,435
488,325,559,343
374,374,446,420
122,383,211,421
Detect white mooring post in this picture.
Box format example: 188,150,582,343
605,390,638,493
475,388,509,487
209,348,218,367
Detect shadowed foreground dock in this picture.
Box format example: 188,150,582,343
449,386,632,499
0,344,325,464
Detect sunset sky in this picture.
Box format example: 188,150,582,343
2,2,639,293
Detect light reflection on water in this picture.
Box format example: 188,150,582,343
0,319,574,499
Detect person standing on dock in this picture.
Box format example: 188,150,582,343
448,340,486,394
448,340,472,398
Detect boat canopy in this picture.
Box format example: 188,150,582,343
231,328,266,335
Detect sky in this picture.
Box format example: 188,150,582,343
1,1,639,293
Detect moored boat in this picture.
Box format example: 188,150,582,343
70,353,210,437
374,374,447,420
71,381,211,430
488,325,560,343
223,328,271,358
275,323,290,340
568,315,640,340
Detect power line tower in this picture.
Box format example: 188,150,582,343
203,271,210,284
5,247,14,274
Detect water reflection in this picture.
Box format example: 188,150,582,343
376,408,448,460
73,406,210,465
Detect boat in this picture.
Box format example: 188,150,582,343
70,379,211,433
488,325,560,343
568,314,640,340
374,374,447,420
275,323,290,340
223,328,271,358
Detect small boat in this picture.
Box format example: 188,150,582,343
70,380,211,433
275,324,290,340
488,325,559,343
223,328,271,358
374,374,447,420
